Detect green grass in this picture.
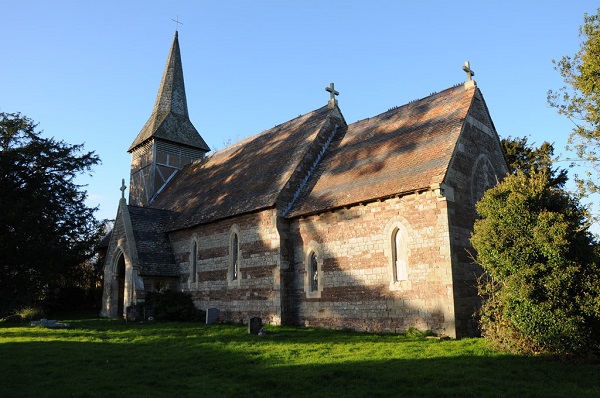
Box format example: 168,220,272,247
1,318,599,397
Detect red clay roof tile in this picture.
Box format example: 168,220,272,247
152,106,336,229
286,84,476,217
151,84,476,228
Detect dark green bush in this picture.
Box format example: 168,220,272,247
472,171,600,360
144,290,204,322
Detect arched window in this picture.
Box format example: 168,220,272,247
309,252,318,292
392,227,408,281
116,252,126,317
190,241,197,283
232,233,239,281
305,242,323,298
228,226,242,287
470,154,498,205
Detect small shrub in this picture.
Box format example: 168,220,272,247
144,290,203,322
12,307,44,322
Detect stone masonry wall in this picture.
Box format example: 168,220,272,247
101,206,128,318
169,209,282,325
290,191,457,337
444,90,509,337
101,202,139,318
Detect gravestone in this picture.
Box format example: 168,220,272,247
248,317,262,335
126,305,140,322
206,308,220,324
30,318,70,328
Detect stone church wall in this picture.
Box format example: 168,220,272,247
444,91,509,337
290,192,457,337
101,202,141,319
100,207,128,318
169,209,283,325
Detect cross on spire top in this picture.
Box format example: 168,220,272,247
325,82,339,108
171,16,183,32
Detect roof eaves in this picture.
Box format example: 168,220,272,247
287,186,433,219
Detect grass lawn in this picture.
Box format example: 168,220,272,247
1,318,599,397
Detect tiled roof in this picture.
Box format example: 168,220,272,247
286,84,476,217
127,206,178,276
152,106,336,230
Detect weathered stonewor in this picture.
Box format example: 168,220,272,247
97,33,507,340
170,209,283,325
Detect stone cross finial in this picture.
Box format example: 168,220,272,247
326,83,339,101
325,83,339,108
120,178,127,199
462,61,474,81
462,61,476,88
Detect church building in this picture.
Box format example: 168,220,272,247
100,31,508,338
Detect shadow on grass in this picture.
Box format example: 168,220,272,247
1,322,599,398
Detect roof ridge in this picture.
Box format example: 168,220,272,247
206,105,331,158
282,123,341,216
352,83,470,126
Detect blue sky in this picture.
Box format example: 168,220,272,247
1,1,598,222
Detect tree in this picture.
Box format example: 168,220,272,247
0,112,102,316
501,136,568,187
471,166,600,359
548,9,600,196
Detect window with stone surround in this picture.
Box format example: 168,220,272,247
392,227,408,282
228,225,242,286
305,242,323,298
232,233,239,280
190,240,198,283
309,252,318,292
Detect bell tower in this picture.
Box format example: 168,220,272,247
128,31,210,207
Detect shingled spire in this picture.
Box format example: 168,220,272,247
128,31,210,207
129,31,209,152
